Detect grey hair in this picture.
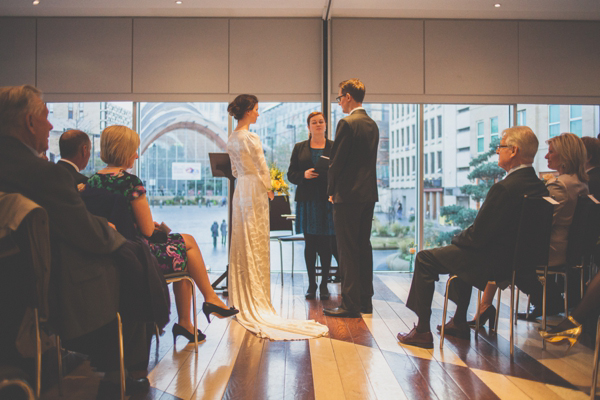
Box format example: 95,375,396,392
503,126,539,163
0,85,44,136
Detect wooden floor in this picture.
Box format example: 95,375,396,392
42,273,599,400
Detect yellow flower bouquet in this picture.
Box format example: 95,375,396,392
269,164,290,197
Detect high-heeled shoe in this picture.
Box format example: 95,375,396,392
467,305,496,330
172,323,206,343
202,302,239,323
539,315,582,350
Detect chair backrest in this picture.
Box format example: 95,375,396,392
269,195,293,233
513,196,554,273
565,195,595,266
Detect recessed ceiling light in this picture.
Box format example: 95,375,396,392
33,0,40,4
176,1,182,3
494,3,501,7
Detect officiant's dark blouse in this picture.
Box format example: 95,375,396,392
287,139,335,235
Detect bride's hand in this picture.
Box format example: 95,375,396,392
268,191,275,201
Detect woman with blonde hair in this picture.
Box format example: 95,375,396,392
87,125,238,343
469,132,589,327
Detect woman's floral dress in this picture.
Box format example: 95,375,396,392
87,171,187,274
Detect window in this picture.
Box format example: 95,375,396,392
396,129,400,148
79,102,84,119
430,119,435,141
412,156,415,173
437,151,442,173
391,159,395,177
424,121,428,141
548,105,560,138
477,121,484,153
401,157,405,176
68,103,73,119
570,105,583,136
391,130,395,149
401,128,405,147
430,152,435,174
401,104,405,117
490,116,499,142
412,124,416,144
437,115,442,138
396,158,399,177
517,109,526,126
424,153,428,174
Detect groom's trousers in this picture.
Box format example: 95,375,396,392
333,202,375,313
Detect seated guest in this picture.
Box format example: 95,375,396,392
397,126,548,349
472,133,588,325
86,125,238,342
57,129,91,186
0,85,150,397
581,136,600,199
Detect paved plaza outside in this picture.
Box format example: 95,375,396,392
150,204,397,274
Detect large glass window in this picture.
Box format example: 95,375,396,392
477,121,484,152
46,101,134,173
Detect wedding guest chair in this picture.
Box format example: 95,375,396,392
269,195,305,285
0,365,35,400
440,196,554,356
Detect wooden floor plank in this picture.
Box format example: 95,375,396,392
470,368,532,400
380,350,439,400
255,341,287,400
331,339,377,400
284,340,315,400
310,337,346,400
354,343,408,400
221,331,265,400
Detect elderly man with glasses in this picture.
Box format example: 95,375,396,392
397,126,549,349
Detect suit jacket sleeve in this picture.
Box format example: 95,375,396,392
452,183,512,249
327,119,352,197
287,143,304,185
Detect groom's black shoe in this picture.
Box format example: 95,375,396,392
323,307,360,318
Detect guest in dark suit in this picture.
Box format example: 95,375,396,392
582,136,600,199
324,79,379,318
287,111,335,300
398,126,549,349
0,85,150,396
57,129,91,186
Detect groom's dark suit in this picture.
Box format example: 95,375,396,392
406,166,549,322
328,109,379,314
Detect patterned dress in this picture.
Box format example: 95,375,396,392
87,171,187,274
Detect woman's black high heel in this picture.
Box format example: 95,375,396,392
172,323,206,343
467,305,496,330
202,302,239,323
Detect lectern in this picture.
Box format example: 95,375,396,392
208,153,235,295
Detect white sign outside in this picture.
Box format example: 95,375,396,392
172,162,202,180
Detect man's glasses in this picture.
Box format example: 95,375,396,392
335,95,344,103
496,144,513,150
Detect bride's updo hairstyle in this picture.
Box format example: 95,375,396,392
227,94,259,121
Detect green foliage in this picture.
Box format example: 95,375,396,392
440,205,478,229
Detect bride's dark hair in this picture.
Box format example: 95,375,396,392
227,94,259,121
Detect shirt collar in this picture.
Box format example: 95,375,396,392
59,158,80,172
507,163,532,176
349,106,365,115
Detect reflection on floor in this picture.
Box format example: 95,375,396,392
41,273,598,400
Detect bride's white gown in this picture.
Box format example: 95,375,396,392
227,129,329,340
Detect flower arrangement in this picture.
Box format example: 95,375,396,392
269,164,290,197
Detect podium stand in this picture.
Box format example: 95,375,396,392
209,153,235,295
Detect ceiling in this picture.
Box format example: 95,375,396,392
1,0,599,20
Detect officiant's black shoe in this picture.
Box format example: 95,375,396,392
323,307,360,318
305,284,317,300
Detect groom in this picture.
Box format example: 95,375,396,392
324,78,379,318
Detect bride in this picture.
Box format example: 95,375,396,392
226,94,328,340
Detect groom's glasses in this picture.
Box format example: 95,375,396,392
335,95,344,103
